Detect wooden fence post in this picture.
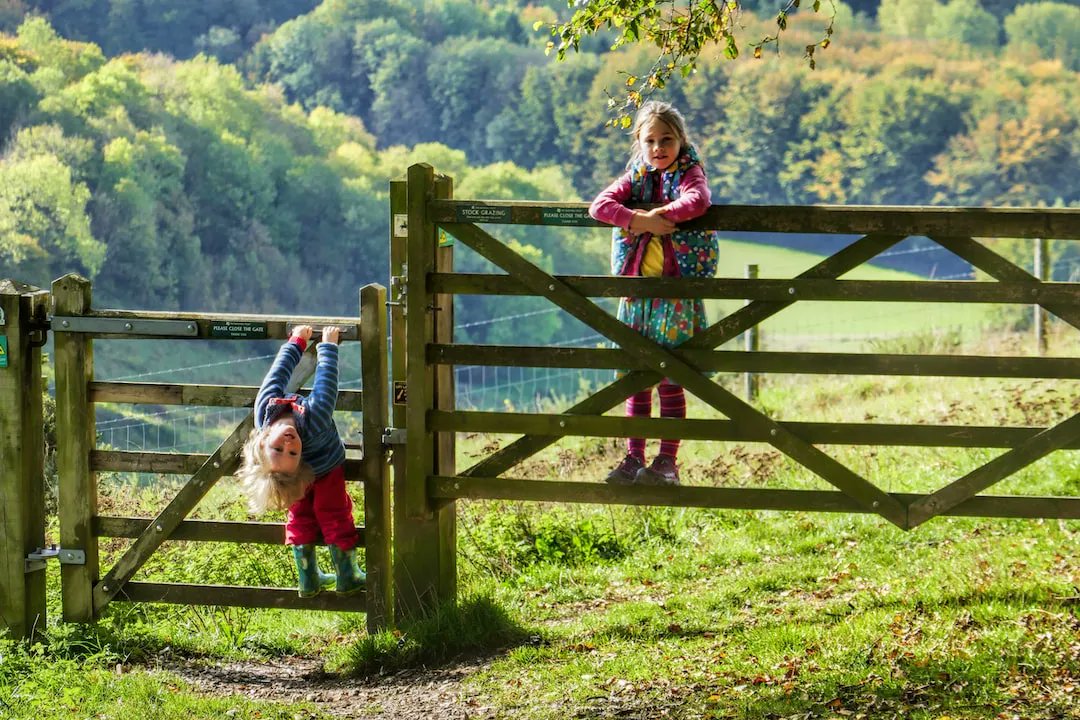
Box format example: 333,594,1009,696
1034,237,1048,355
52,274,99,622
360,283,392,631
743,264,760,402
432,172,457,604
0,280,49,640
393,164,457,622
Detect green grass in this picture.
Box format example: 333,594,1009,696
453,506,1077,719
8,320,1080,718
0,635,333,719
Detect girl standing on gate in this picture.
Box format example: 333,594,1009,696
589,100,719,486
237,324,366,597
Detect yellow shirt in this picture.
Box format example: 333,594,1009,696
641,236,664,276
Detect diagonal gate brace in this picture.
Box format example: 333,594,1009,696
92,351,317,612
907,411,1080,528
444,222,909,528
930,235,1080,332
462,232,907,481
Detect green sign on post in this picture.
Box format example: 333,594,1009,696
0,335,7,368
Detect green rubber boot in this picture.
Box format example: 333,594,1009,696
290,544,336,598
329,545,367,596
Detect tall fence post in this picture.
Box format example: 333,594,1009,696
0,280,49,640
388,176,410,618
360,283,392,631
52,274,99,622
432,172,457,604
1034,237,1048,355
743,264,760,402
393,164,457,622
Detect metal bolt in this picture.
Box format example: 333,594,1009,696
102,584,110,592
1031,288,1039,297
872,501,880,508
559,420,566,428
124,322,133,330
770,428,778,437
156,524,163,532
788,287,796,295
659,361,667,369
548,283,556,292
62,320,70,328
454,482,460,490
187,324,195,332
213,461,220,469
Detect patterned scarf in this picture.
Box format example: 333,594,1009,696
610,144,719,279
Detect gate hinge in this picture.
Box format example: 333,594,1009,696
25,545,86,573
52,316,198,336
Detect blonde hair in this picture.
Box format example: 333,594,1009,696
236,426,314,514
627,100,691,168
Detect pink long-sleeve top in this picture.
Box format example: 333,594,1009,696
588,164,712,229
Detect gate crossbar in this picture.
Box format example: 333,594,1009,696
442,221,909,528
90,352,315,613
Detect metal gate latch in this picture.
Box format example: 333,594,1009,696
381,427,407,445
24,545,86,573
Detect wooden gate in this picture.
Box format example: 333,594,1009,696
397,162,1080,609
49,276,391,632
5,164,1080,636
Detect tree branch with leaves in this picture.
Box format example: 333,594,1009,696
541,0,837,126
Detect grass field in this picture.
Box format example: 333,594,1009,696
706,239,996,351
5,249,1075,719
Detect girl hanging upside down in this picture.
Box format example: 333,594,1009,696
237,324,366,597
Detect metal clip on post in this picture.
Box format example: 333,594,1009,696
24,545,86,573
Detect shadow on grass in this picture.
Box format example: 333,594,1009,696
340,593,540,677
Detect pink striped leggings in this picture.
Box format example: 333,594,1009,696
626,380,685,460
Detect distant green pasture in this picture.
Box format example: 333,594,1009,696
709,239,994,349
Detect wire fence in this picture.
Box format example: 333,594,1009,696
88,241,1077,454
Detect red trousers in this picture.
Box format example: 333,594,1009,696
284,465,359,550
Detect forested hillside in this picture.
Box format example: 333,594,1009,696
0,0,320,60
242,0,1079,205
2,0,1080,321
0,17,601,342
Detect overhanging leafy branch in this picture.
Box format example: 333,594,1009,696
541,0,837,126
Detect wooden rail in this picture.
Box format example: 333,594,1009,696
394,163,1080,614
49,275,391,630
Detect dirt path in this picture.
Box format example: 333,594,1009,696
159,656,497,719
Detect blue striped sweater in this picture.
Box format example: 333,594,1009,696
254,337,345,477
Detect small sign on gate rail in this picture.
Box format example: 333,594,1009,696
210,321,268,339
540,207,594,226
0,335,7,368
454,204,512,223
